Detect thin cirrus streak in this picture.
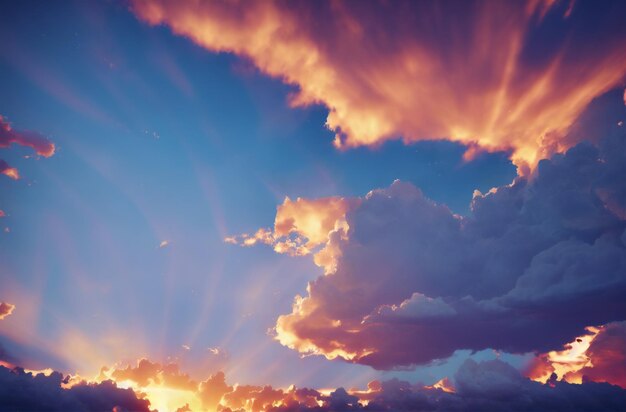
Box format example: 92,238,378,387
0,159,19,180
226,196,356,274
130,0,626,173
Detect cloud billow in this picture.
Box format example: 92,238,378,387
0,366,152,412
267,132,626,369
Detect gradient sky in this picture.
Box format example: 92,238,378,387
1,1,626,411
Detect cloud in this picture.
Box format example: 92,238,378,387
0,302,15,320
227,131,626,370
571,321,626,388
6,356,626,412
0,365,153,412
226,196,357,274
131,0,626,172
0,159,19,180
0,115,55,180
106,358,197,391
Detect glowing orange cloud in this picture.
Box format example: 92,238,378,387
527,322,626,389
0,162,19,180
0,302,15,320
226,196,357,274
0,115,55,180
131,0,626,173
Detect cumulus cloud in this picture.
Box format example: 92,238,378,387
0,159,19,180
266,359,626,412
6,356,626,412
0,365,153,412
104,358,197,392
237,131,626,370
0,302,15,320
131,0,626,171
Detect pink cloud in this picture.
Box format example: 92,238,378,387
226,196,357,273
0,116,55,180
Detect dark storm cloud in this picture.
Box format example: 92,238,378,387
0,366,153,412
0,302,15,320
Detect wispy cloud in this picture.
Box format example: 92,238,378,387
0,115,55,180
131,0,626,173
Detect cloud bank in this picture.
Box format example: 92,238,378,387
131,0,626,171
528,321,626,388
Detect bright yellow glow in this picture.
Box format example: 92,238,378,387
528,326,600,384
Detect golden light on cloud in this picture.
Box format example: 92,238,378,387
131,0,626,174
0,302,15,320
1,166,20,180
527,326,601,384
226,196,356,274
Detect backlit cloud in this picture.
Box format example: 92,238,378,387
0,302,15,320
0,115,55,158
131,0,626,172
230,131,626,369
4,357,626,412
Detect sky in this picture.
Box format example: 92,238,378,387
0,1,626,411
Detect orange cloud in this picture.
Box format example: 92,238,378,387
0,302,15,320
0,160,19,180
527,322,626,389
226,196,357,274
526,326,600,384
0,115,55,158
131,0,626,173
